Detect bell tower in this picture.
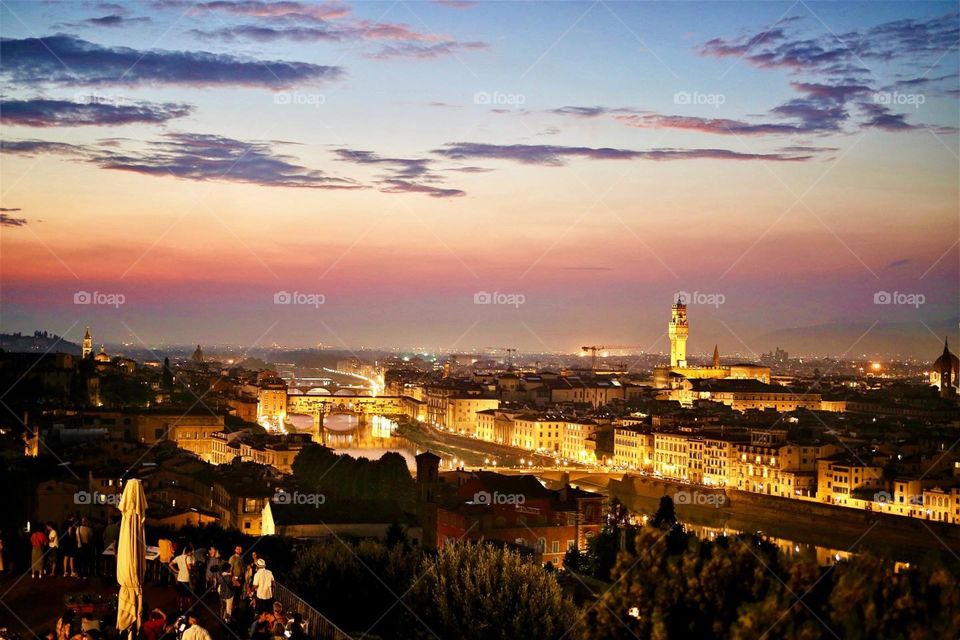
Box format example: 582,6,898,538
668,299,688,368
940,338,955,399
82,327,93,359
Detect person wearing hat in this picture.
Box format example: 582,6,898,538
180,611,212,640
251,558,275,613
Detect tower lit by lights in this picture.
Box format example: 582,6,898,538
668,299,688,367
82,327,93,359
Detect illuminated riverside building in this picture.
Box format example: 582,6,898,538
210,431,309,473
257,377,288,430
560,418,599,463
511,413,567,452
816,455,885,504
613,427,653,469
668,378,823,411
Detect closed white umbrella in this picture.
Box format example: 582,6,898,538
116,479,147,638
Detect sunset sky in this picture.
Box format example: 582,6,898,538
1,1,957,357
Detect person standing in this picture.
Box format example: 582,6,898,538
157,536,175,585
74,518,93,577
228,545,244,581
215,563,237,622
205,546,220,589
61,524,77,577
30,527,48,579
45,523,59,577
251,559,274,614
170,546,194,612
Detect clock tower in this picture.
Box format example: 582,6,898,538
669,299,688,367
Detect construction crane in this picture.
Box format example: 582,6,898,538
486,347,518,369
580,345,644,370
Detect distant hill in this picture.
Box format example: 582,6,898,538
756,319,959,360
0,331,81,355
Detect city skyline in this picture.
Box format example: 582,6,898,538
1,1,958,356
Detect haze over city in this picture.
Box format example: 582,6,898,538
1,0,957,357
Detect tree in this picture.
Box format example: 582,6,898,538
385,522,407,548
588,525,960,640
287,539,418,636
651,495,677,529
563,545,583,573
409,542,580,640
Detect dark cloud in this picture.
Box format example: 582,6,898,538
0,35,342,88
1,98,192,127
367,41,487,60
433,143,809,165
444,166,494,173
190,25,344,42
187,0,352,21
887,258,911,268
550,106,641,118
700,13,959,75
0,207,23,212
861,13,960,61
615,113,801,136
380,179,465,198
553,86,859,135
190,19,447,43
858,103,919,131
333,148,433,179
551,106,609,118
0,214,28,227
91,133,358,188
790,82,871,100
0,139,84,156
83,15,152,27
769,97,849,132
334,148,465,196
1,133,358,189
779,145,839,154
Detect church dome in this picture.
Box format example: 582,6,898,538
933,339,959,373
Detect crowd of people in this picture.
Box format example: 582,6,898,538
25,517,114,580
0,523,307,640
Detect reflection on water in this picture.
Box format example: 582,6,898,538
321,414,444,470
614,491,914,568
683,523,853,567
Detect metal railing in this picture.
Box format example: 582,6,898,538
273,581,353,640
